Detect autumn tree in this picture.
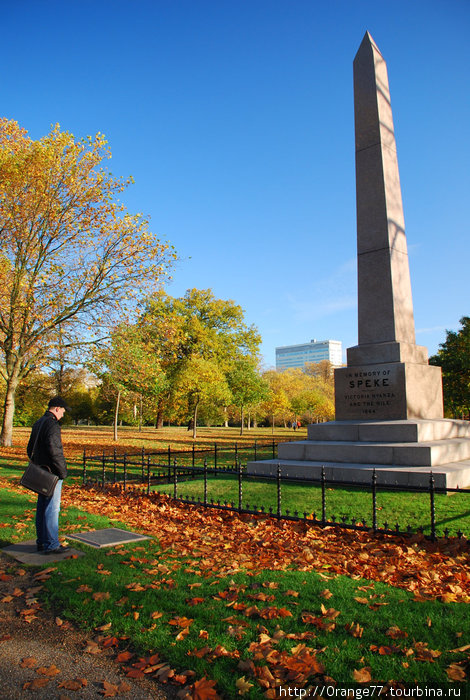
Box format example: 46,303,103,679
259,370,292,431
172,356,232,438
0,119,176,445
304,360,334,383
92,324,167,440
430,316,470,418
259,366,335,427
227,358,269,435
138,289,262,433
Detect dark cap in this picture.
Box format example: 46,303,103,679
48,397,71,412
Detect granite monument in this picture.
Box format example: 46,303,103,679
248,32,470,488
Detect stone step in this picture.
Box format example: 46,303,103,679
246,458,470,489
307,419,470,443
278,437,470,467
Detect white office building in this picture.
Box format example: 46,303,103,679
275,338,343,371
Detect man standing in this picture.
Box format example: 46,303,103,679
27,397,70,554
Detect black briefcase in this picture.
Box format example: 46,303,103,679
20,461,59,498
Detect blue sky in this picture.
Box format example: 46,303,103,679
3,0,469,367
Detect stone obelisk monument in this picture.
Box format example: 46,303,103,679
334,32,443,421
247,32,470,488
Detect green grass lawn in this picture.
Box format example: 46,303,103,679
0,485,468,698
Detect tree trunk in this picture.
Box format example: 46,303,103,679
240,405,244,436
138,394,142,432
272,415,275,435
192,401,199,440
113,390,121,442
156,400,164,429
0,371,21,447
57,362,65,395
224,406,228,428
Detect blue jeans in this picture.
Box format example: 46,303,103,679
36,479,63,551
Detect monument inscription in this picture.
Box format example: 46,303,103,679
335,364,401,419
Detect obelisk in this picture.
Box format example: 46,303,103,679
247,32,470,489
334,32,443,421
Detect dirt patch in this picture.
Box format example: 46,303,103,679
0,553,177,699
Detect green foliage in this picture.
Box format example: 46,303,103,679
173,356,232,435
12,371,50,426
94,324,166,398
430,316,470,417
135,289,263,435
226,358,269,433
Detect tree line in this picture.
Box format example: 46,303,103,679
7,288,336,438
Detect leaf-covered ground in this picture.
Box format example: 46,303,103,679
61,483,470,604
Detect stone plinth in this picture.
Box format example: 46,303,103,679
334,362,443,421
247,458,470,490
247,418,470,489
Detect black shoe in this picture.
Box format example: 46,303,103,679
43,545,71,555
37,545,44,552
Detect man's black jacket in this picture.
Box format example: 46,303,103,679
27,411,67,479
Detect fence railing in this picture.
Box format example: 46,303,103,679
82,454,470,541
82,439,290,480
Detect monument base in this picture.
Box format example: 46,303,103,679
246,419,470,489
334,362,443,421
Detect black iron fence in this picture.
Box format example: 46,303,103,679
82,452,470,541
82,440,285,482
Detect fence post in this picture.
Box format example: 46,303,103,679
238,459,243,513
113,448,117,483
254,439,257,462
272,440,275,459
235,442,238,464
173,459,178,499
123,453,127,490
82,447,87,485
192,442,195,469
430,472,436,541
102,450,106,486
214,442,217,470
372,469,377,533
276,464,282,520
321,466,326,526
203,458,208,506
141,447,145,482
147,456,151,496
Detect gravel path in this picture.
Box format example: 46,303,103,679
0,553,177,699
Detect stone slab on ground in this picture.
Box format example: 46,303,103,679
1,540,85,565
246,458,470,489
67,527,151,548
